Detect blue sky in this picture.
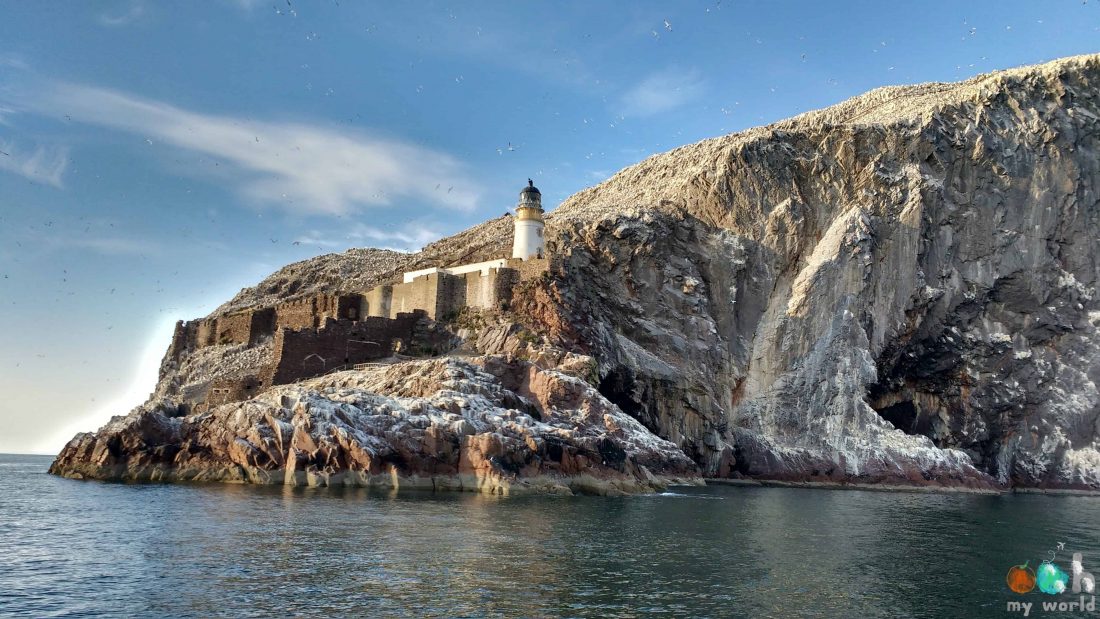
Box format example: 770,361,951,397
1,1,1098,454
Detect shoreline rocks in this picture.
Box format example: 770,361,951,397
51,358,702,496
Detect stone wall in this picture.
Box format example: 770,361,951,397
275,298,316,330
176,310,427,413
364,285,392,319
248,308,277,344
214,311,253,345
166,320,200,367
387,273,457,319
172,259,547,359
195,375,265,414
273,294,361,330
367,259,548,320
507,257,549,282
183,306,277,351
264,311,424,385
436,272,466,318
463,269,494,310
194,318,216,348
464,267,518,311
175,294,366,355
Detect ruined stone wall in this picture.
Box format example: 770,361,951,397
166,320,200,366
178,263,543,357
195,319,216,348
336,295,362,321
179,307,271,353
264,312,423,385
215,311,254,346
273,293,363,330
274,297,322,330
178,294,364,355
172,254,551,363
194,375,265,414
248,307,276,344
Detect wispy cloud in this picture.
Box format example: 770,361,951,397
61,236,159,256
15,80,482,215
295,221,443,252
0,139,69,187
620,68,706,117
98,2,146,27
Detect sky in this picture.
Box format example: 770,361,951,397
1,1,1098,455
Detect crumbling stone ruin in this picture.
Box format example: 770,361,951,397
263,312,426,385
168,181,551,414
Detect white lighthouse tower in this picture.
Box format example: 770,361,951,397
512,179,545,260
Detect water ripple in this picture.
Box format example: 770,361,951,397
2,455,1099,617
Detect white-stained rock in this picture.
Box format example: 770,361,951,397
53,54,1100,492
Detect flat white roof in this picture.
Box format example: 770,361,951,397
401,258,509,283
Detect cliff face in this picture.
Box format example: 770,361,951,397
52,54,1100,492
540,53,1100,490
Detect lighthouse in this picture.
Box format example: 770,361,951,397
511,179,545,260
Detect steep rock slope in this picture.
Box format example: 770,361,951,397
539,53,1100,489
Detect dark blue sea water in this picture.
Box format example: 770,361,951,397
2,453,1099,618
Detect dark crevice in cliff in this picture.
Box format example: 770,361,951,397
875,401,931,436
598,367,645,421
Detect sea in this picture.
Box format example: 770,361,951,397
2,453,1099,618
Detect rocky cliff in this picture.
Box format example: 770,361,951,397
52,54,1100,493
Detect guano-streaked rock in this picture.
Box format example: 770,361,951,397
52,53,1100,493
